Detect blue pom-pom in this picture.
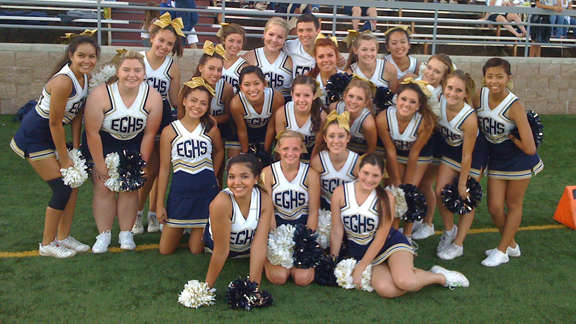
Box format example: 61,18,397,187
441,176,482,215
510,110,544,148
118,150,147,192
326,72,353,103
373,86,394,114
293,224,323,269
398,183,428,222
314,255,339,287
226,277,273,310
248,143,274,167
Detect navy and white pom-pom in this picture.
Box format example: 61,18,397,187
293,224,323,269
104,150,147,192
178,280,216,309
398,183,428,223
373,86,394,113
441,176,483,215
334,258,373,292
316,209,332,250
314,255,339,287
249,143,274,167
60,149,89,188
267,224,296,268
226,277,273,310
325,72,353,103
510,110,544,148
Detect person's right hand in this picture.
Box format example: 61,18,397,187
156,207,168,224
95,163,110,182
59,156,74,170
554,5,563,12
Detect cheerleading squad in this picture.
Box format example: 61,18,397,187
11,12,544,299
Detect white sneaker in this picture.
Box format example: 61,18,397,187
132,212,144,235
147,212,161,233
437,243,463,260
57,236,90,252
92,230,112,254
437,226,458,252
411,220,423,234
39,241,76,258
481,249,509,267
412,223,435,240
485,244,521,257
119,231,136,250
431,265,469,288
407,237,419,252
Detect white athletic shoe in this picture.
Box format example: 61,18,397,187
437,226,458,252
437,243,463,260
39,241,76,258
118,231,136,250
485,244,521,257
147,212,161,233
92,230,112,254
412,223,435,240
481,249,509,267
431,265,469,288
132,213,144,235
411,220,423,234
57,236,90,252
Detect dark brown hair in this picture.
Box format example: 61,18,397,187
149,24,184,57
358,153,392,227
50,36,101,80
291,75,326,133
396,82,436,130
177,85,215,130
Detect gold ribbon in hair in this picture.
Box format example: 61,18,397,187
343,30,359,48
315,33,338,45
153,12,185,37
203,40,228,61
183,77,216,96
314,80,323,99
400,77,432,97
111,48,128,65
61,29,98,40
352,74,377,97
323,110,350,132
383,25,411,37
216,22,230,39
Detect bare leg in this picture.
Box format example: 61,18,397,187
435,165,459,232
496,15,522,37
388,251,446,291
159,225,185,255
419,165,438,227
367,7,377,31
290,268,315,286
138,144,159,212
189,228,205,254
92,173,117,233
497,178,531,252
56,188,79,240
351,7,361,30
264,261,291,285
117,190,139,231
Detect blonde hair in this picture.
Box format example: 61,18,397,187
445,70,477,107
345,32,379,71
264,17,289,37
343,79,375,114
107,50,145,85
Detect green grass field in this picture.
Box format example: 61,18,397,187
1,114,576,323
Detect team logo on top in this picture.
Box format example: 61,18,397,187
176,139,208,158
295,66,312,76
478,117,505,136
148,77,168,95
111,116,145,134
343,214,376,233
231,228,256,246
265,72,284,89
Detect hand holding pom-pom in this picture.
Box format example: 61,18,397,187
226,277,273,310
385,186,407,219
267,224,296,268
398,184,428,223
441,176,483,215
60,149,89,188
510,110,544,148
314,255,339,287
178,280,216,309
103,150,147,192
334,258,373,292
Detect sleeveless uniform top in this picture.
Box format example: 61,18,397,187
222,57,246,93
35,64,87,124
141,51,172,102
319,150,359,204
170,120,213,174
210,79,227,117
239,87,275,130
271,161,310,225
386,106,423,152
283,101,316,154
383,54,418,80
350,59,389,88
284,39,316,78
341,181,379,250
437,96,475,148
101,81,150,141
477,87,518,144
208,187,262,255
254,47,293,96
336,101,371,145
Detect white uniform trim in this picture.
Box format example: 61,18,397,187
170,120,214,174
101,81,149,140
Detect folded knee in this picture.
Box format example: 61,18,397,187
266,271,289,285
394,277,419,292
47,178,73,210
293,271,314,286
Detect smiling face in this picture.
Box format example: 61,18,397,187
277,136,303,165
69,43,98,75
385,30,410,60
315,45,337,74
240,72,266,102
199,57,224,87
396,88,420,119
117,58,145,89
443,76,467,107
227,163,258,199
357,162,383,192
224,33,244,57
423,58,447,89
263,24,287,52
150,29,176,58
297,21,320,48
484,65,510,95
291,84,315,113
324,123,350,155
353,39,378,66
182,89,210,120
344,86,368,115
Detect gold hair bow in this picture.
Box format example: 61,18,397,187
400,77,432,97
111,48,128,65
183,77,216,96
383,25,411,37
203,40,228,61
153,12,185,37
315,33,338,45
61,29,98,40
343,30,359,48
323,110,350,132
275,130,286,141
314,80,323,99
352,74,377,97
216,22,230,39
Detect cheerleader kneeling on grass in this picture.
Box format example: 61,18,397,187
330,154,469,297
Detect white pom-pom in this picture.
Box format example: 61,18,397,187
60,149,88,188
316,209,332,250
334,258,373,292
178,280,216,309
104,152,121,192
386,186,407,219
89,64,117,93
428,91,441,117
267,224,296,268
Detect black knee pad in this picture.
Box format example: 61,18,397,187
47,178,73,211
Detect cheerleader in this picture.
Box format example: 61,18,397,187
204,154,273,288
135,12,184,235
435,70,488,261
330,154,469,297
382,26,419,81
219,23,247,93
275,75,327,161
344,31,398,96
327,79,378,155
262,131,321,286
10,35,100,258
156,78,224,255
375,80,435,244
307,35,341,107
310,111,360,210
477,58,543,267
243,17,293,98
83,50,162,253
227,66,285,158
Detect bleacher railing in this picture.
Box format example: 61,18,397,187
1,0,576,57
